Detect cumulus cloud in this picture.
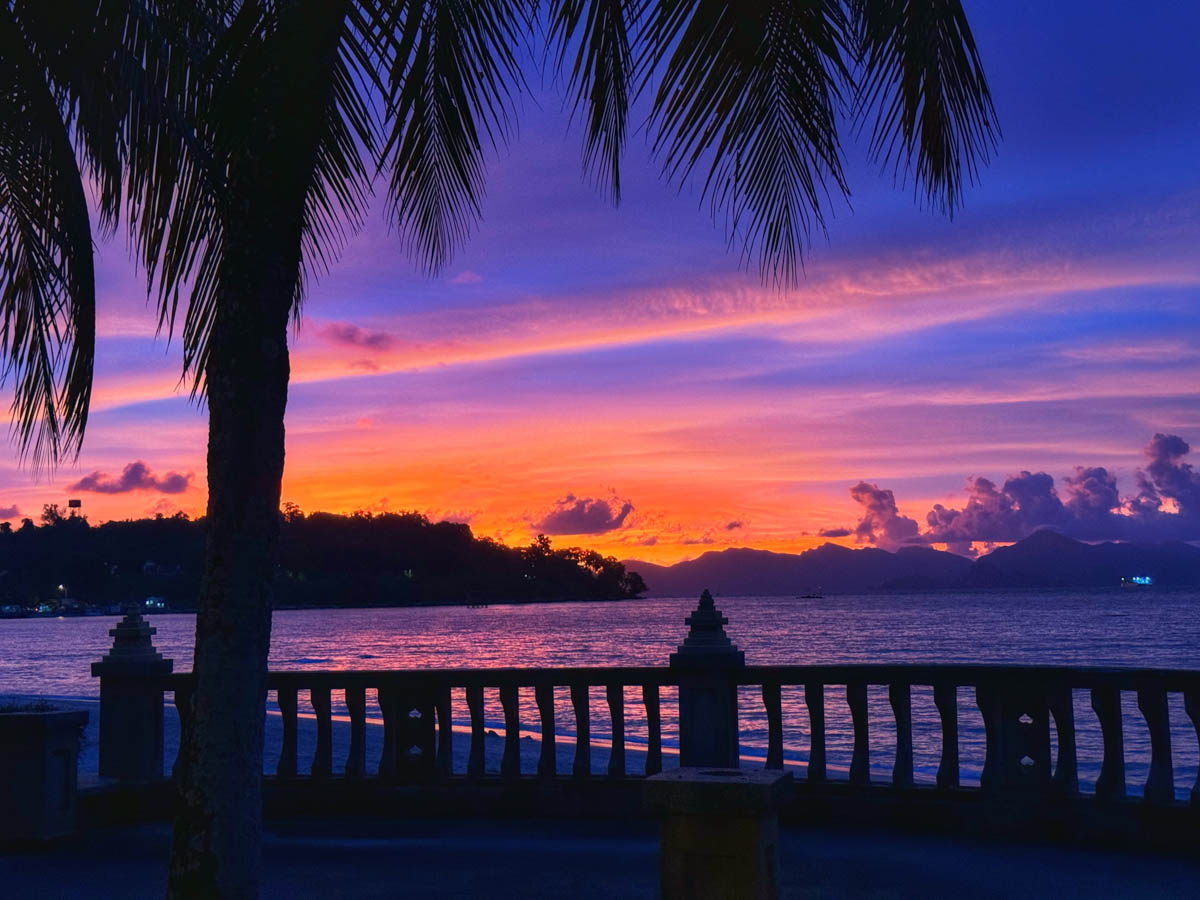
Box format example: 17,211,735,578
850,433,1200,549
534,493,634,535
70,461,191,495
849,481,921,550
1063,466,1119,520
1137,433,1200,518
0,504,18,518
724,520,744,530
321,322,395,351
924,472,1065,544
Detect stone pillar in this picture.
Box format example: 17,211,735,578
646,767,793,900
91,604,173,780
671,590,744,768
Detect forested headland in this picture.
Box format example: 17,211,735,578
0,505,646,612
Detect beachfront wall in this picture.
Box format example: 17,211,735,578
93,595,1200,842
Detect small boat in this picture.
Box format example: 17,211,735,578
796,589,823,599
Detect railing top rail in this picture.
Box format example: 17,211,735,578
154,662,1200,693
739,663,1200,690
160,665,679,690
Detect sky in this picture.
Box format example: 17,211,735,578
3,0,1199,564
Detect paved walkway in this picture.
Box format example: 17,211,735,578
3,817,1198,898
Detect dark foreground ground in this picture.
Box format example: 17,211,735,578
3,817,1199,899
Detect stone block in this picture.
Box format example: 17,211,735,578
646,767,793,900
0,710,89,840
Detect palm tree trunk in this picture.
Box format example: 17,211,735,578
167,270,292,898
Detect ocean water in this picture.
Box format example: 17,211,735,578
2,590,1198,796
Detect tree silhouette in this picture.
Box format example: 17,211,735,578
0,1,997,895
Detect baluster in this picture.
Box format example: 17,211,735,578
976,685,999,791
345,686,366,777
607,684,625,777
1186,689,1200,805
643,684,662,776
847,682,869,785
466,685,485,776
536,684,556,777
377,686,397,778
1091,686,1126,800
397,690,437,778
1137,685,1174,804
762,682,783,770
500,684,520,776
310,686,332,778
276,686,298,777
1048,686,1078,795
435,685,453,776
890,683,913,789
172,682,194,780
933,682,958,789
805,682,826,783
571,683,591,776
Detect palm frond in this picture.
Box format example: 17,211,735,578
644,0,854,286
380,0,529,273
0,5,96,468
548,0,642,204
140,0,379,394
851,0,999,213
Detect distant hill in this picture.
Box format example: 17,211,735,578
624,543,973,596
625,530,1200,596
961,529,1200,588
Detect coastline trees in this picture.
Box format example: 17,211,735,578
1,1,997,895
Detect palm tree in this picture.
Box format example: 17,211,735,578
3,1,997,896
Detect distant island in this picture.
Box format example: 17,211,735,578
624,529,1200,596
0,506,646,615
4,508,1197,615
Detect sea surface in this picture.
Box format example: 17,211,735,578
3,590,1198,796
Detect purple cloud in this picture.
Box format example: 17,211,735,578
1063,466,1120,520
924,472,1066,545
0,504,18,518
534,494,634,535
1136,433,1200,518
321,322,395,351
817,527,852,538
724,520,744,530
849,482,921,550
854,434,1200,548
69,461,192,495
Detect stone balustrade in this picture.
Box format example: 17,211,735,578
93,591,1200,834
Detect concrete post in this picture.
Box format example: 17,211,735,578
646,767,793,900
671,590,744,768
91,604,173,780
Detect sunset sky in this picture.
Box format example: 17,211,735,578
3,1,1199,563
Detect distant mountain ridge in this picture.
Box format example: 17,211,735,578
624,530,1200,596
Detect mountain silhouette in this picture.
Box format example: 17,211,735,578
625,530,1200,595
960,529,1200,588
624,543,972,596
